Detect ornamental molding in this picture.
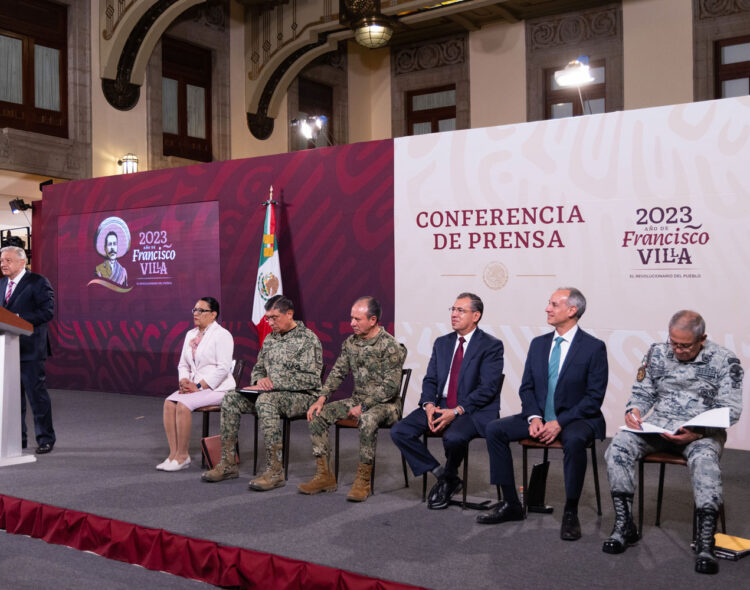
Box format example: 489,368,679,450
528,4,620,53
698,0,750,19
393,36,465,76
103,0,138,40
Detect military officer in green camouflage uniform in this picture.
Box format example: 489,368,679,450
298,296,407,501
201,294,322,491
603,310,743,575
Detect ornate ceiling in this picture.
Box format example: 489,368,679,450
99,0,607,138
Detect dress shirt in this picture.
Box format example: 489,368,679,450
5,268,26,302
528,324,579,423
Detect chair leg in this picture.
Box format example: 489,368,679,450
522,445,529,514
202,412,210,439
283,419,290,480
590,443,602,516
201,412,210,468
334,425,340,482
421,433,428,502
253,414,259,475
638,460,644,534
720,503,727,533
371,457,376,495
462,446,469,509
401,455,409,489
655,463,666,526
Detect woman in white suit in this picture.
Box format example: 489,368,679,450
158,297,235,471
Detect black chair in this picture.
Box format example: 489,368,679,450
421,374,506,509
333,368,412,493
638,451,726,537
519,437,602,515
195,359,247,468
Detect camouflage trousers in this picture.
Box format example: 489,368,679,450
219,390,316,449
219,390,256,441
308,399,400,465
256,391,317,448
605,430,726,511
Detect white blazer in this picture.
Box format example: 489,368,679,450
177,321,235,392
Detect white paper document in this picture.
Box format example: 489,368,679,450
619,407,730,435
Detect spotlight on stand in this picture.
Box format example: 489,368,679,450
9,198,32,215
554,55,595,88
290,116,331,146
554,55,596,115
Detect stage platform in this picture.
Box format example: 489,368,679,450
1,389,748,589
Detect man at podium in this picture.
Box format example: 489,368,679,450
0,246,56,454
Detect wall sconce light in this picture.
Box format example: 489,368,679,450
9,198,32,215
341,0,394,49
117,153,139,174
354,15,394,49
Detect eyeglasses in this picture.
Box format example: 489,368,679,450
192,308,212,314
668,339,699,351
448,307,471,314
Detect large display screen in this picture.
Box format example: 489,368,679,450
57,201,221,324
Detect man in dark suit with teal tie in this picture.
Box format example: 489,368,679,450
391,292,504,509
477,287,608,540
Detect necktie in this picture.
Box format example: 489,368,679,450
5,280,14,305
446,336,465,409
545,336,565,422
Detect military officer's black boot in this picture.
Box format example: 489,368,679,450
602,492,640,554
694,508,719,574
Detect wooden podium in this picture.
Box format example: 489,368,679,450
0,306,36,466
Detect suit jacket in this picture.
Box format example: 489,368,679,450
519,328,608,439
178,321,236,393
419,327,504,434
1,272,54,361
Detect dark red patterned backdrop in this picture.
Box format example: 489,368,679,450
39,140,395,395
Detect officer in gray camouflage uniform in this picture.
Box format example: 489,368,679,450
201,294,322,491
298,296,407,502
603,310,743,575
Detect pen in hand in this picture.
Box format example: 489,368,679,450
626,409,642,430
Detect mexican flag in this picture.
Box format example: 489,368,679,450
252,192,282,345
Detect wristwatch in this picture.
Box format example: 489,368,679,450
453,408,460,416
196,382,202,390
361,404,368,413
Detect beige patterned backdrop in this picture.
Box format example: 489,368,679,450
394,97,750,450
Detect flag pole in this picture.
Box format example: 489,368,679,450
253,186,283,346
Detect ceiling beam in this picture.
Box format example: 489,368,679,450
449,14,479,32
494,3,520,23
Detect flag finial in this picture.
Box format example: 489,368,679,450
261,185,277,207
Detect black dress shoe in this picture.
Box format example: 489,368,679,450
35,443,54,455
560,511,581,541
428,477,462,510
427,479,443,505
476,501,525,524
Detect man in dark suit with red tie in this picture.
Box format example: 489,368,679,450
477,287,607,540
0,246,56,454
391,292,504,509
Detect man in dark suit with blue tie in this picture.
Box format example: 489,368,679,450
391,292,504,509
0,246,56,454
477,287,607,540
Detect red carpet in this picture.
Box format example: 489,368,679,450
0,494,424,589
